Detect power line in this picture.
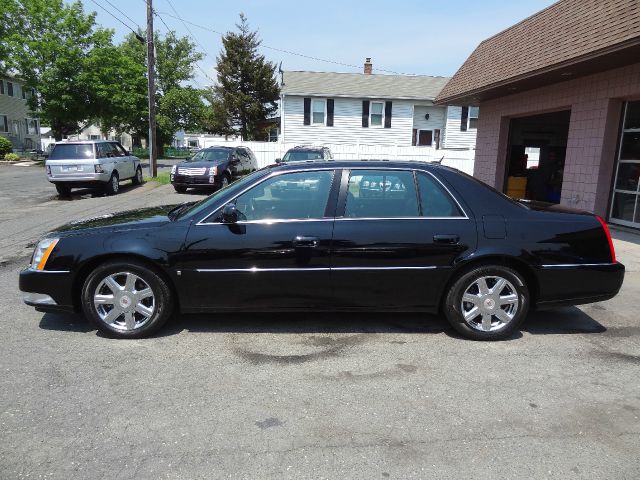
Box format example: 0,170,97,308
154,11,415,76
89,0,139,35
101,0,141,31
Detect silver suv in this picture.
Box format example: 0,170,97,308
46,140,143,196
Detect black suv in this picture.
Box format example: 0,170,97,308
171,146,258,193
277,145,333,163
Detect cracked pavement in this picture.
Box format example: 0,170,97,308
0,163,639,479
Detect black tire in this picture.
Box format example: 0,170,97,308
444,265,529,341
173,185,187,193
54,183,71,196
81,259,175,339
218,173,230,190
132,166,143,185
104,171,120,195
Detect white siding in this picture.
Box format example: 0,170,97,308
282,95,414,146
442,106,477,149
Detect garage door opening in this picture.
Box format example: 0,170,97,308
504,110,570,203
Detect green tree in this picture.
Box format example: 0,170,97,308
209,14,280,140
3,0,115,139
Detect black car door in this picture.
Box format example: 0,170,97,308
330,168,476,309
178,168,339,310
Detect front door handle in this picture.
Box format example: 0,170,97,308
293,236,320,248
433,234,459,245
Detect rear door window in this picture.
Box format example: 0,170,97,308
416,172,464,217
345,169,419,218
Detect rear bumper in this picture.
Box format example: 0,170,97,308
534,262,625,309
19,268,76,313
48,172,110,183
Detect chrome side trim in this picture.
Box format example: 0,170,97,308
28,268,71,274
539,263,616,268
194,266,438,273
334,217,466,221
23,293,57,305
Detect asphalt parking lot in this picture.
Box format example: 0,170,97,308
0,163,639,479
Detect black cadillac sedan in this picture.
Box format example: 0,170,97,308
170,146,258,193
20,160,624,340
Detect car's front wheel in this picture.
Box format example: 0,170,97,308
444,265,529,340
132,166,143,185
173,185,187,193
81,260,175,338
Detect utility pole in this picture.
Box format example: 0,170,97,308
146,0,157,177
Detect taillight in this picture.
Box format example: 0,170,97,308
596,216,616,263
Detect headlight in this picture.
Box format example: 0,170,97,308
94,164,104,173
171,165,177,174
209,166,218,176
31,238,59,271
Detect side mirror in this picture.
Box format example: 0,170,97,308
221,203,238,223
275,158,281,164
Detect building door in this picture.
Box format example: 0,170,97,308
503,110,570,203
609,101,640,227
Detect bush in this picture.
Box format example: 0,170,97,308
4,153,20,161
0,137,12,157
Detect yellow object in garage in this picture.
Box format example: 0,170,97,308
506,176,527,199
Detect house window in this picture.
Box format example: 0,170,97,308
7,82,13,97
21,87,26,99
468,106,479,129
417,129,433,146
89,134,101,140
370,101,384,127
311,99,325,125
267,127,278,142
26,118,38,135
0,115,8,133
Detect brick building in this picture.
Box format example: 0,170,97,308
435,0,640,228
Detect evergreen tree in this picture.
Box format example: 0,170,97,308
209,14,280,140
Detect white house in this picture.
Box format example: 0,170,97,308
279,59,478,151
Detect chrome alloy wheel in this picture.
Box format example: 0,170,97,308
93,272,155,331
460,275,519,332
111,175,119,193
136,168,143,183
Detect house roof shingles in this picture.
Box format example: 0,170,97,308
281,71,450,101
435,0,640,104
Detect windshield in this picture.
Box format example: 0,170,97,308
187,149,230,162
175,169,267,220
282,150,323,162
49,143,94,160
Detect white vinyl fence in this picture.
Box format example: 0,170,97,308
191,137,475,175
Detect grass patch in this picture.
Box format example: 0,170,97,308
146,171,171,185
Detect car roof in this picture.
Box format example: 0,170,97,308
273,159,446,171
287,146,326,151
200,146,234,150
55,140,115,145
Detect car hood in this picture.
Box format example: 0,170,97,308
178,161,226,169
50,204,182,235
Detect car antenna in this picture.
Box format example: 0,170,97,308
436,156,445,164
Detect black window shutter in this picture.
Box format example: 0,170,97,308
362,100,370,128
412,129,417,146
25,119,29,133
303,98,311,125
0,80,4,95
326,99,334,127
460,106,468,131
384,101,392,128
2,116,7,133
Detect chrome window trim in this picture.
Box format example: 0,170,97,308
194,266,438,273
196,165,469,225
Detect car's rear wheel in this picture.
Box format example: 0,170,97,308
104,171,120,195
81,260,174,338
173,185,187,193
219,174,230,189
132,166,143,185
444,265,529,340
54,183,71,196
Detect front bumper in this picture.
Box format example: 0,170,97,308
171,173,220,187
535,262,625,309
19,268,76,313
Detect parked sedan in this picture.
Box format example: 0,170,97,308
171,146,258,193
46,140,143,195
20,160,624,340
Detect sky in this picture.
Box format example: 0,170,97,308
84,0,557,87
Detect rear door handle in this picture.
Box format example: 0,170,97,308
293,236,320,248
433,234,459,245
